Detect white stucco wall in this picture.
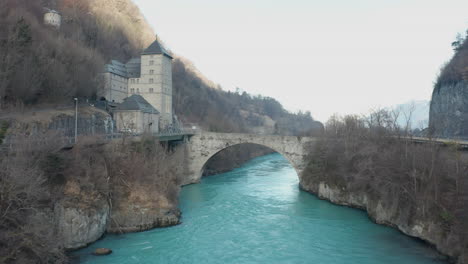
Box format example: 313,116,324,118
44,12,61,27
128,54,173,127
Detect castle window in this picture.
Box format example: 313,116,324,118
150,70,154,75
130,88,135,94
149,88,154,93
149,60,154,65
149,78,154,83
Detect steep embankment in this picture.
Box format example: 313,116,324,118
430,32,468,138
300,127,468,263
0,133,184,263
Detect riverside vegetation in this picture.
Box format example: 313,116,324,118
301,110,468,263
0,134,183,263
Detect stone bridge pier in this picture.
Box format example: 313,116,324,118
182,132,316,185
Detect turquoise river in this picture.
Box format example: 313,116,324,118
74,153,446,264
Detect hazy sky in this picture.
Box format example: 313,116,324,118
133,0,467,122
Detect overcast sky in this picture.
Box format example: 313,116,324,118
132,0,467,122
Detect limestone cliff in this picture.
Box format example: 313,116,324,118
430,31,468,138
430,80,468,138
300,181,462,263
55,197,109,249
0,106,113,141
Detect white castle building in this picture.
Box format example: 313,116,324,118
101,38,174,133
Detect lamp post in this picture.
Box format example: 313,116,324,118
74,98,78,144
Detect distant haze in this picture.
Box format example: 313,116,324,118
132,0,467,122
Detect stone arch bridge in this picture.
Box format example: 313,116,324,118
183,132,317,184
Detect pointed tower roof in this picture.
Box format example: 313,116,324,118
142,37,173,59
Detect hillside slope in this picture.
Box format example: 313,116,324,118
0,0,322,136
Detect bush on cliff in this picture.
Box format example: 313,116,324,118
0,133,68,263
435,30,468,90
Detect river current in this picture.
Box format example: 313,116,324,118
75,153,445,264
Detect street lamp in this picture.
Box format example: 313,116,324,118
74,98,78,144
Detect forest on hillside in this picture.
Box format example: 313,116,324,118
172,58,322,135
0,0,322,135
0,0,153,106
435,30,468,90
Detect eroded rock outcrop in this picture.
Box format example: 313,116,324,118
300,181,465,263
107,187,180,233
55,200,109,249
430,80,468,138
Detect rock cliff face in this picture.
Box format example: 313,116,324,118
51,141,182,251
430,80,468,138
1,106,113,141
55,200,109,249
300,181,465,264
107,185,180,233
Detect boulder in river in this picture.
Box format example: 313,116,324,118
93,248,112,256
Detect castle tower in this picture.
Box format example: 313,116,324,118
128,37,173,127
44,9,61,28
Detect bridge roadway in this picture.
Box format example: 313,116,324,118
409,137,468,149
2,130,467,184
181,133,468,185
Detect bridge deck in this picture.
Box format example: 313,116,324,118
409,137,468,149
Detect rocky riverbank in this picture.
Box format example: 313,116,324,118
430,80,468,139
300,181,463,263
0,132,184,263
300,133,468,264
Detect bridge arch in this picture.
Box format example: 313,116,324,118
183,132,316,185
200,142,299,178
